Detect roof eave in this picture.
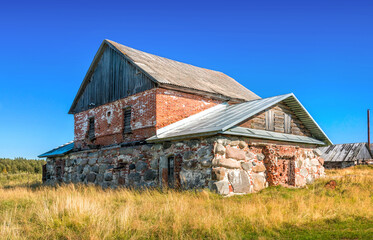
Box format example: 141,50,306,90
285,94,333,145
146,131,220,143
222,128,327,146
68,41,109,114
157,83,248,103
38,153,65,158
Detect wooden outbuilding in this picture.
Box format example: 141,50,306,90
318,143,373,168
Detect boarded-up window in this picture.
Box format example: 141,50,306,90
88,117,95,140
284,113,291,134
123,108,132,133
265,110,274,131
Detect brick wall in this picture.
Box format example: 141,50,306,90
74,89,157,149
155,88,222,129
74,88,222,149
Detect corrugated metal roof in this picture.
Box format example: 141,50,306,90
226,127,326,145
38,141,74,158
105,40,260,102
318,142,372,162
147,93,331,145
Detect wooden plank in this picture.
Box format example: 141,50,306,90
72,47,155,113
265,110,274,131
284,113,291,134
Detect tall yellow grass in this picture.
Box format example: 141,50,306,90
0,167,372,239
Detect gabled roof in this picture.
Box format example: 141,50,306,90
69,40,260,113
38,141,74,158
318,142,373,162
147,93,332,145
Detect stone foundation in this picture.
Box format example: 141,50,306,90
44,136,325,195
44,139,214,190
211,137,325,195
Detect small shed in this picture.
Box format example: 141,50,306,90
318,143,373,168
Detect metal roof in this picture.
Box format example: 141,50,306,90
147,93,331,145
38,141,74,158
225,127,326,145
318,142,372,162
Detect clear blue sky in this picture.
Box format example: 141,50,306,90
0,0,372,159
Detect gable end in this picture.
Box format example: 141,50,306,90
239,102,312,137
69,43,156,114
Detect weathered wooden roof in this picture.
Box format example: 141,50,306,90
147,93,331,145
69,40,261,113
105,40,260,101
318,142,373,162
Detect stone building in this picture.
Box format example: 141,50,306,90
39,39,332,195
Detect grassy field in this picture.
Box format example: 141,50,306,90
0,167,372,240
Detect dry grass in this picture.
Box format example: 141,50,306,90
0,166,372,239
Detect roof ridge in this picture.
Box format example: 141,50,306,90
105,39,225,75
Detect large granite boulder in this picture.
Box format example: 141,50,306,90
218,158,241,169
212,167,226,181
241,162,253,171
252,162,266,173
212,180,230,195
226,146,246,160
252,173,266,192
179,170,207,189
215,144,226,155
228,170,251,193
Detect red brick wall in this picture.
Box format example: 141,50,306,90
155,88,222,129
74,88,222,148
74,89,157,149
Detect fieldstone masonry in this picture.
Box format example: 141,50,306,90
44,136,325,196
211,137,325,195
45,139,214,190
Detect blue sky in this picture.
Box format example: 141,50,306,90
0,0,372,159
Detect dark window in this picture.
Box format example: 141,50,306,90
284,113,292,134
265,110,274,131
88,117,95,140
123,108,132,133
167,156,175,188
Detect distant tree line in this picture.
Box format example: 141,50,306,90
0,158,46,174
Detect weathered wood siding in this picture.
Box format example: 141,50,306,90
71,46,156,113
239,102,312,137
